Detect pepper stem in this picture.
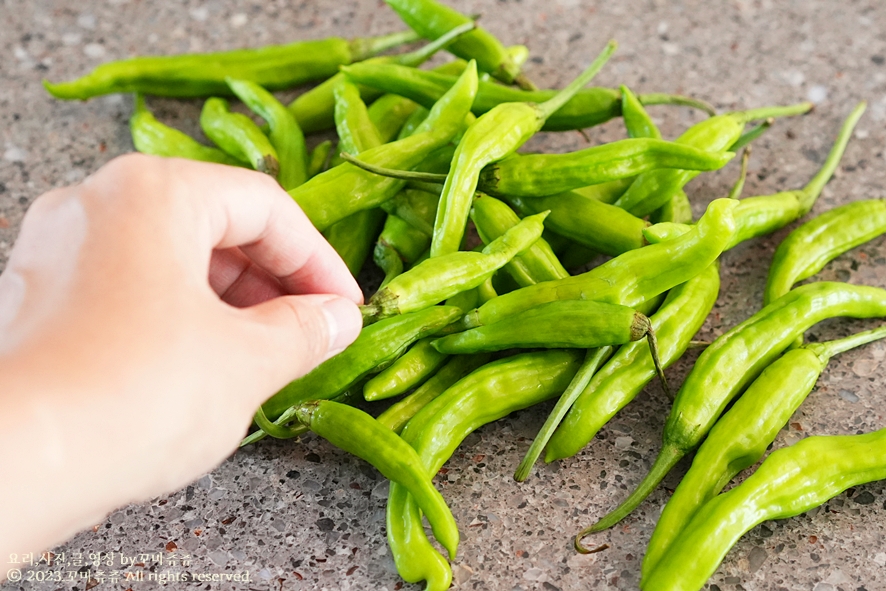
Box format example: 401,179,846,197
726,147,752,200
734,101,814,124
251,405,309,440
574,443,683,552
396,22,476,68
729,119,772,152
349,29,422,62
636,93,717,117
359,303,381,325
340,152,448,182
799,100,867,213
646,326,670,399
536,40,618,122
806,323,886,361
514,347,614,482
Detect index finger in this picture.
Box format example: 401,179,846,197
167,156,363,303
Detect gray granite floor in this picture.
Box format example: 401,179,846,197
3,0,886,589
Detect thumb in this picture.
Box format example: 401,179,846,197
235,293,363,394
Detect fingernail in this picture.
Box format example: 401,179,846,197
320,296,362,356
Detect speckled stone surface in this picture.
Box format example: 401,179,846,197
3,1,886,590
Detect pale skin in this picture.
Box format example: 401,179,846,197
0,154,363,578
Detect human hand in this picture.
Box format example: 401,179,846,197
0,154,362,566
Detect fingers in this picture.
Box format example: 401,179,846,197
91,154,362,304
166,157,363,303
234,293,362,399
209,247,288,308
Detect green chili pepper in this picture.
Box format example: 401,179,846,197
383,0,533,89
613,102,813,217
129,95,242,166
621,84,689,224
431,41,617,256
322,77,388,276
289,22,474,134
44,30,418,100
340,61,716,132
432,300,661,360
226,78,307,190
295,400,459,559
645,103,867,250
374,214,432,287
545,262,720,463
641,427,886,591
388,350,584,591
362,212,547,322
476,138,734,198
728,102,866,249
765,200,886,307
503,191,650,257
242,382,363,447
290,62,478,231
363,337,450,401
260,305,462,421
307,140,333,178
375,353,491,434
470,195,568,286
396,105,432,140
649,189,692,224
463,197,736,329
575,281,886,548
323,209,386,276
621,84,664,139
642,324,886,581
367,93,422,143
381,188,440,236
199,97,279,176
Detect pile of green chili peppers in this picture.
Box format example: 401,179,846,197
48,0,886,587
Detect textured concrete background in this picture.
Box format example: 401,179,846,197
3,0,886,589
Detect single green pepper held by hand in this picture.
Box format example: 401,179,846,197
642,324,886,581
199,97,278,176
575,281,886,550
463,197,736,329
290,62,478,231
642,428,886,591
388,350,583,591
341,61,716,132
295,400,459,559
545,262,720,463
431,41,617,257
765,198,886,307
129,95,242,166
362,212,547,322
44,29,418,100
260,305,462,421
